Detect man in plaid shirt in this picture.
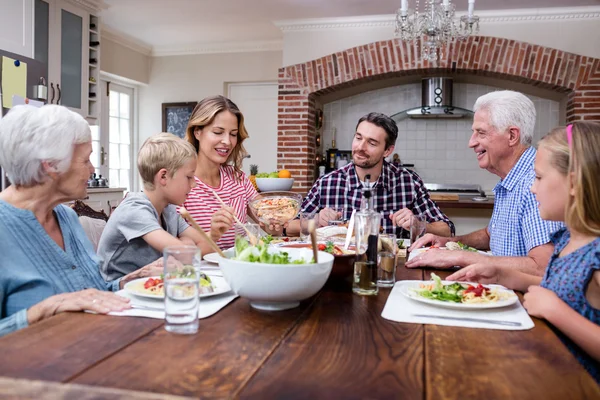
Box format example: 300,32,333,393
407,91,562,276
286,112,454,237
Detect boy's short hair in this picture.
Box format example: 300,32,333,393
138,133,197,190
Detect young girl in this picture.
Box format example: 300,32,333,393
448,121,600,383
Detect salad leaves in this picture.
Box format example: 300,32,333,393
412,273,464,303
234,236,310,264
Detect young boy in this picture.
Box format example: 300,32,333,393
98,133,213,281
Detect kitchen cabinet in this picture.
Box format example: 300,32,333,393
0,0,34,58
70,187,126,216
33,0,99,121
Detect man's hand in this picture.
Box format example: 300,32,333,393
389,208,414,230
409,233,452,251
317,208,340,227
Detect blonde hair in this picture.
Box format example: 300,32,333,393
185,95,249,180
138,133,197,190
538,121,600,235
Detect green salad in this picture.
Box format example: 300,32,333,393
411,273,464,303
234,237,310,264
446,241,478,252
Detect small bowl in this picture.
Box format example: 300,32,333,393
256,178,294,192
248,191,302,227
277,242,356,291
218,248,334,310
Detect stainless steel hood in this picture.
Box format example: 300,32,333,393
391,77,474,121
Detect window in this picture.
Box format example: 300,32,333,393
97,81,134,191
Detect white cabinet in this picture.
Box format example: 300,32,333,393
0,0,34,58
34,0,97,120
83,187,126,216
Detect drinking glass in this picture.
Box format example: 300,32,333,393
410,214,427,243
299,211,317,241
163,246,201,335
377,234,398,288
235,222,261,250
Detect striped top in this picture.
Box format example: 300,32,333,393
489,147,563,256
0,201,119,338
181,165,257,250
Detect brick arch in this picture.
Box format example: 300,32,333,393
277,36,600,192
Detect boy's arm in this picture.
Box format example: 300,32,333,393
179,227,218,256
142,230,191,253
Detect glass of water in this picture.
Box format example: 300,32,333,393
163,246,201,335
377,234,398,288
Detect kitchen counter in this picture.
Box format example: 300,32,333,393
434,195,495,210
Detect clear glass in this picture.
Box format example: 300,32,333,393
60,9,82,109
163,246,201,335
377,234,398,288
235,222,261,250
410,214,427,243
299,212,317,242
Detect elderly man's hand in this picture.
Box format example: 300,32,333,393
405,248,467,269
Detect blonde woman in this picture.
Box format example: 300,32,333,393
182,95,265,250
449,121,600,383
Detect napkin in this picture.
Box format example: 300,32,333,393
382,281,534,331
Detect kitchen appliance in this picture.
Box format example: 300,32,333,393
391,77,474,121
425,183,487,201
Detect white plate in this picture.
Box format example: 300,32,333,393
407,246,488,262
124,275,230,300
397,280,518,309
203,252,222,264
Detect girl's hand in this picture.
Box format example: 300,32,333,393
210,206,236,240
523,286,562,319
28,289,131,324
447,263,500,284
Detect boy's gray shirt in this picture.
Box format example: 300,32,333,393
98,192,190,281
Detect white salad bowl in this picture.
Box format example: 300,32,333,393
255,177,294,192
217,248,334,311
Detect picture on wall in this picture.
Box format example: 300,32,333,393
161,102,197,139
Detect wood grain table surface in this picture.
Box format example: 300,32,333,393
0,264,598,400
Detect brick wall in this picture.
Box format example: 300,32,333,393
277,36,600,192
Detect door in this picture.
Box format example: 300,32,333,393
53,0,87,115
97,81,134,191
227,82,278,176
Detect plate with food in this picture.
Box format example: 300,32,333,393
407,241,488,262
124,274,230,300
398,273,518,309
203,252,222,264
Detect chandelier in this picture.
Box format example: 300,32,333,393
395,0,480,62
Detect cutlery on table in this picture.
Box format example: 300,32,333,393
179,207,227,258
412,314,522,327
344,210,355,250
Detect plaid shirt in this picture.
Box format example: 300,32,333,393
301,161,454,235
489,147,563,256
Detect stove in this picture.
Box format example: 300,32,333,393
425,183,487,199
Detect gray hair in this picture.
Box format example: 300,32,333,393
473,90,536,146
0,105,91,186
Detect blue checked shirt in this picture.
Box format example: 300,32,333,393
301,161,454,235
489,147,563,256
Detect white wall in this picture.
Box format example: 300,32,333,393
101,37,150,84
138,51,282,146
281,9,600,66
322,82,560,193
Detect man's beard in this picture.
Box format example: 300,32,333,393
352,151,381,169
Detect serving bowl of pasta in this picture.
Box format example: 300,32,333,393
248,191,302,227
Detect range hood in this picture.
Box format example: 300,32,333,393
391,77,474,121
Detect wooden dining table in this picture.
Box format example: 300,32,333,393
0,264,598,399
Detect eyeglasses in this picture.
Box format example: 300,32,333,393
566,124,573,148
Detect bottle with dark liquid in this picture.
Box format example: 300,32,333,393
352,174,380,295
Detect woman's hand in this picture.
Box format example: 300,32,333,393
210,206,236,241
27,289,131,325
523,286,562,320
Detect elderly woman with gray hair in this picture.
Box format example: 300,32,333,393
0,105,161,337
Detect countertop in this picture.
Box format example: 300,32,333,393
433,195,495,209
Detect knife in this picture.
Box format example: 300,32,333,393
412,314,522,327
344,210,356,250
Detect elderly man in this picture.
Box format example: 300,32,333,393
286,112,454,237
407,90,562,275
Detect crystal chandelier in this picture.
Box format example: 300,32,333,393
395,0,480,62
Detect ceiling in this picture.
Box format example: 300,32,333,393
100,0,600,53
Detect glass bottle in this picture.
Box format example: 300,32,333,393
352,174,381,295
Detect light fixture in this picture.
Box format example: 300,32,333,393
395,0,480,62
